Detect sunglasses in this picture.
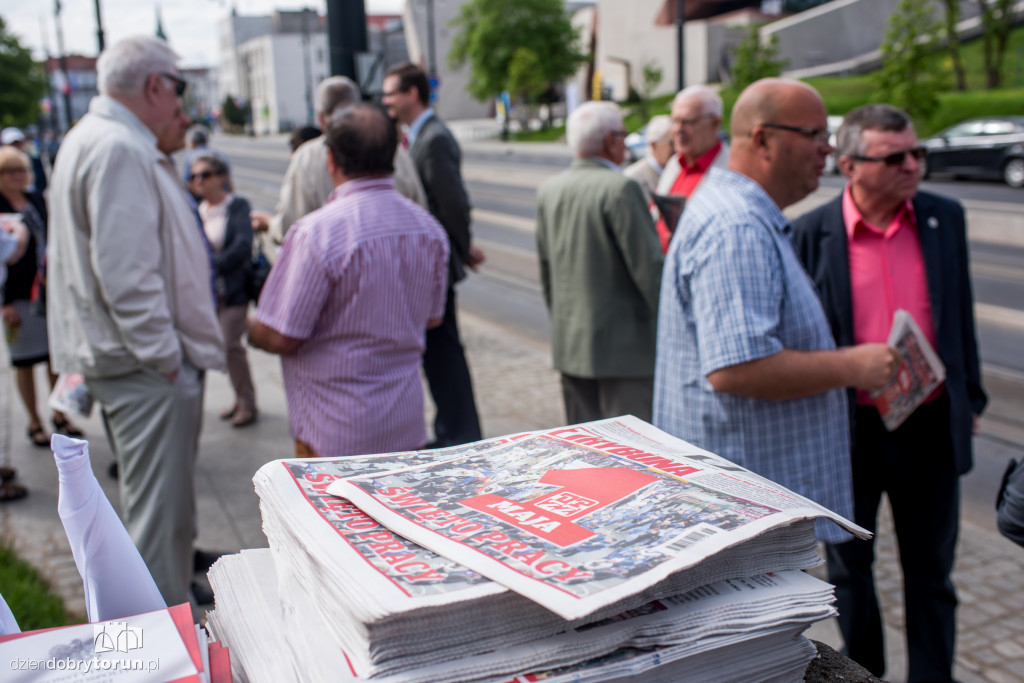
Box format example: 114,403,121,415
760,123,831,145
850,147,927,166
192,170,220,180
160,72,187,97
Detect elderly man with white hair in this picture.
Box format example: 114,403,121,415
653,85,729,251
47,35,225,608
624,114,673,202
535,101,664,423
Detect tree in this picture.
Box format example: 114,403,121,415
0,18,47,128
635,60,663,122
725,26,788,97
221,95,249,132
872,0,948,123
939,0,967,90
977,0,1016,88
449,0,586,110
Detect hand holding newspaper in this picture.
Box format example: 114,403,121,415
870,309,946,431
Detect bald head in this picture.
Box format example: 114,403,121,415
730,78,820,139
728,78,831,209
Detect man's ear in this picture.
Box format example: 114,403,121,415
837,155,857,179
142,73,162,104
325,145,338,176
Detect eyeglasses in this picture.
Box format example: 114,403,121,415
609,130,629,138
673,114,713,128
0,167,28,175
159,72,187,97
192,170,220,180
850,147,927,166
760,123,830,145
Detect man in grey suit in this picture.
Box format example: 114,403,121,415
536,101,664,422
382,62,483,447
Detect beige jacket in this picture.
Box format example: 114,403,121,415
47,96,225,378
268,136,427,247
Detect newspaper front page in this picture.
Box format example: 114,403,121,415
870,309,946,431
328,416,867,620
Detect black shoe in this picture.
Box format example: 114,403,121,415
191,580,215,606
194,549,225,574
108,461,119,479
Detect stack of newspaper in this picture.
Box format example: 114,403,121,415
208,416,868,682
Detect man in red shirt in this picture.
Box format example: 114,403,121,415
793,104,987,683
652,85,729,252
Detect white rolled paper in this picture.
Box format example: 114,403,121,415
0,592,19,635
52,434,166,622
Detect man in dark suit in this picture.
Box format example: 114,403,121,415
382,62,482,447
536,101,663,422
792,104,987,683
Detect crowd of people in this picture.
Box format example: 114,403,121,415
0,30,1004,683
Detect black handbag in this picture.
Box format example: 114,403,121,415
247,240,271,303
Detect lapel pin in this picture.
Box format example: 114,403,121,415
927,216,939,229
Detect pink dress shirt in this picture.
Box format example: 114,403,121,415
843,186,941,406
257,177,449,457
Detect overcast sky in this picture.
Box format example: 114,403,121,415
1,0,406,68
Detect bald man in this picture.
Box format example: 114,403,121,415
653,78,898,543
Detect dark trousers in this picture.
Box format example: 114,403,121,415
560,374,653,424
423,286,481,447
826,396,959,683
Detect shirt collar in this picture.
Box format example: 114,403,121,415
89,95,160,155
327,176,396,204
645,155,665,176
679,140,722,173
406,108,435,147
842,184,916,239
712,167,791,236
594,156,622,172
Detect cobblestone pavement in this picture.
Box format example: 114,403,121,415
1,310,1022,682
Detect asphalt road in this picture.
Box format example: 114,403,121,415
215,133,1024,534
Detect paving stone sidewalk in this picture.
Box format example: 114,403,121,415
1,311,1021,682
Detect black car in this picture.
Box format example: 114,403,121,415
921,116,1024,188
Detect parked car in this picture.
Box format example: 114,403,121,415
625,125,648,164
920,116,1024,188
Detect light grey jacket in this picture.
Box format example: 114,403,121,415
268,135,427,249
47,96,225,378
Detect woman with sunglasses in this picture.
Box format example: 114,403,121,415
190,152,258,427
0,146,84,447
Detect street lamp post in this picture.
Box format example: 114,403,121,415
676,0,685,90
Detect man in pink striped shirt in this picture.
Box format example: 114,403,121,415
247,103,449,458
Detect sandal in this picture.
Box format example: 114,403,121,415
219,406,238,420
0,483,27,502
0,466,15,483
231,408,257,428
52,416,84,438
27,426,49,448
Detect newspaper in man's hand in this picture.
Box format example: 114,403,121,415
870,309,946,431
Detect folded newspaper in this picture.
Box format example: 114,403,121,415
326,416,867,620
870,309,946,431
210,416,869,681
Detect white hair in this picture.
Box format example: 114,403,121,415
98,36,179,96
567,101,623,157
645,115,672,145
673,84,723,119
316,76,361,116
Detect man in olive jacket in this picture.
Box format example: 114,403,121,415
536,101,664,423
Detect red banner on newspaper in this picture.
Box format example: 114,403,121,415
461,467,658,546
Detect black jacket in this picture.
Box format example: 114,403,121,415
791,190,987,475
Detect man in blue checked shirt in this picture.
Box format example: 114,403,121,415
653,78,898,543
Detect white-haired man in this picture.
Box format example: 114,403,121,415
535,101,664,423
624,114,672,202
653,85,729,251
47,36,225,608
251,76,426,251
